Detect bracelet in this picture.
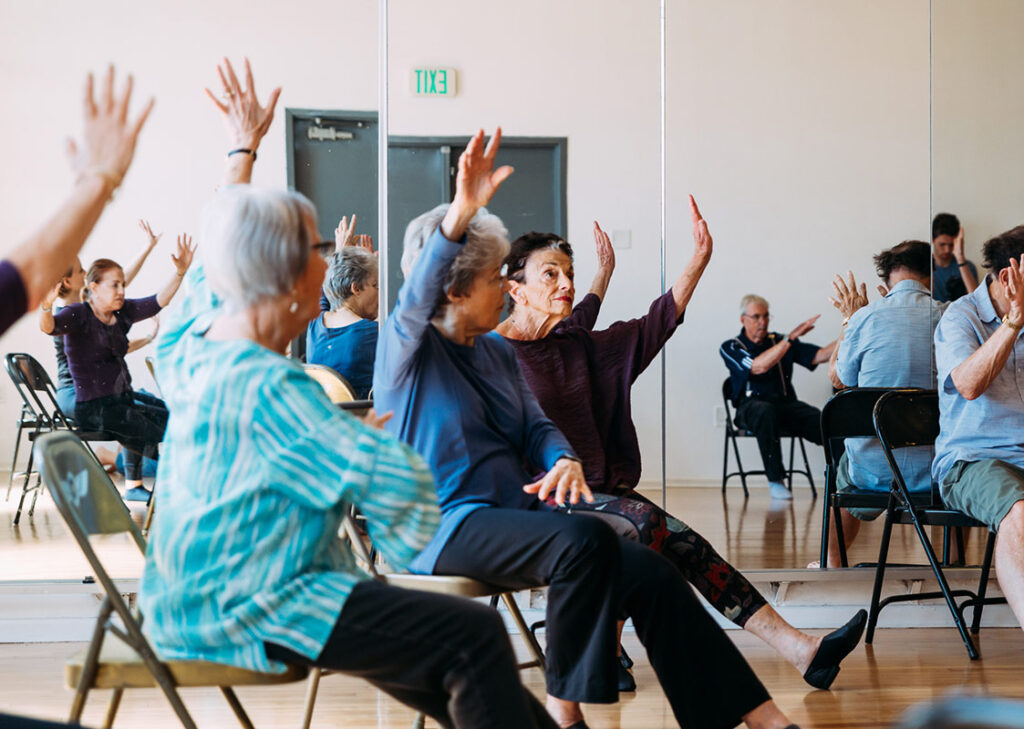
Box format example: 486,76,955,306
957,261,970,267
1002,313,1022,331
228,148,257,161
786,336,796,344
841,316,851,327
41,305,51,313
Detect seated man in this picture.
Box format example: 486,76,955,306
821,241,944,566
934,225,1024,630
932,212,979,303
720,294,836,500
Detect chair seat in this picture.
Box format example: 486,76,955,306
383,573,508,598
66,633,308,689
834,486,936,509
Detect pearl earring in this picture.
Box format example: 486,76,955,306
289,301,299,314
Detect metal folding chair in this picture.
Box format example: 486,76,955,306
34,431,309,728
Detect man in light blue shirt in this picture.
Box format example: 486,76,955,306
822,241,944,566
934,225,1024,631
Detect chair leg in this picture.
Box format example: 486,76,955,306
133,638,199,729
28,471,42,517
142,489,157,537
866,507,896,644
102,689,123,729
955,527,966,567
971,531,998,634
799,437,816,496
786,437,796,490
721,432,730,492
730,434,749,498
69,601,115,723
300,668,322,729
819,488,831,569
501,592,547,671
833,504,849,568
7,420,24,499
413,714,426,729
220,687,256,729
13,441,38,526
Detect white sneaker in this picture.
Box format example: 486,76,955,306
769,481,793,500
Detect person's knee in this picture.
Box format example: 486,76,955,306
1000,499,1024,533
556,516,620,572
455,599,508,647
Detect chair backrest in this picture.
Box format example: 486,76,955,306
820,387,894,468
721,378,738,427
873,388,939,501
5,352,71,427
304,364,357,403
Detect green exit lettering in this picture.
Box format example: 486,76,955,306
412,68,457,97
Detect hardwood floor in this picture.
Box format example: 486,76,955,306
1,629,1022,728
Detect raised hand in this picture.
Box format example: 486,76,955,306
789,314,820,341
828,271,869,320
452,128,514,213
205,58,281,151
139,219,162,249
65,66,155,191
954,226,967,263
361,408,394,431
171,234,197,276
1003,256,1024,325
335,214,357,251
523,457,594,507
690,194,713,264
42,281,64,310
356,234,374,253
593,221,616,275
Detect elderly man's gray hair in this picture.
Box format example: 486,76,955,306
401,203,510,314
324,248,378,310
200,185,318,310
740,293,769,315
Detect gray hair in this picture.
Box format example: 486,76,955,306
401,203,510,314
324,248,378,309
200,185,318,310
739,293,769,315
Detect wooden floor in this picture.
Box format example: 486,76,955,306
1,628,1022,728
0,474,988,580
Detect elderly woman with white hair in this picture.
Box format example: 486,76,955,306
375,128,799,729
138,59,558,729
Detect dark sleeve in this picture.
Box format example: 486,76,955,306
719,338,752,404
320,288,330,312
605,291,682,381
560,293,602,331
0,260,28,336
510,348,578,470
51,303,86,335
792,339,820,370
120,295,162,323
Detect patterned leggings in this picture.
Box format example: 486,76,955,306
550,488,767,627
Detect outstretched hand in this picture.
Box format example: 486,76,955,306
453,128,514,212
828,271,869,320
335,214,357,251
593,221,616,274
523,458,593,507
361,408,394,431
65,66,154,190
171,234,196,276
139,219,162,249
788,315,820,341
689,195,712,264
1002,256,1024,323
205,57,281,151
954,226,967,263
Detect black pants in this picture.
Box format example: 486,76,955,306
735,396,821,482
266,580,556,729
434,508,771,729
75,391,168,481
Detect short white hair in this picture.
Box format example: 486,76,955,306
200,185,318,310
740,293,769,315
401,203,510,314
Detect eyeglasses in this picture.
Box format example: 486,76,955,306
313,241,334,258
742,313,770,322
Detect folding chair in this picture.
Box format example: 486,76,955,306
5,353,113,525
721,379,816,497
34,431,309,728
866,389,1006,659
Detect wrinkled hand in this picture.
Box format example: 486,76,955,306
139,219,162,248
355,234,374,253
171,234,196,276
954,226,967,264
788,315,820,341
593,221,616,274
335,214,357,251
452,127,514,213
523,458,593,506
876,283,889,297
828,271,869,319
65,66,154,187
689,195,713,264
361,408,393,431
1002,256,1024,325
204,58,280,150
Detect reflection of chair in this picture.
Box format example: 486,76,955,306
34,431,309,729
866,389,1005,659
303,364,356,404
721,379,815,498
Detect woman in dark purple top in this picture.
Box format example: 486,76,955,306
40,237,194,501
497,196,866,691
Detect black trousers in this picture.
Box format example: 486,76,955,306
266,579,556,729
75,390,168,481
435,508,771,729
735,396,821,482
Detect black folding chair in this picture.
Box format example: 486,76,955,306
721,378,816,497
34,431,309,729
866,389,1005,659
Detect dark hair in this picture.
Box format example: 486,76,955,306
873,240,931,281
932,213,961,241
504,232,574,311
84,259,123,301
982,225,1024,273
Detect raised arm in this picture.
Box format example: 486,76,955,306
954,226,979,295
588,221,616,301
748,316,818,374
156,234,196,307
7,67,153,312
668,195,714,319
124,219,161,286
440,128,514,241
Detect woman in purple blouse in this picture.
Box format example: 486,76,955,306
39,238,194,502
496,196,865,691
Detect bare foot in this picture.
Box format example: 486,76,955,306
546,695,584,729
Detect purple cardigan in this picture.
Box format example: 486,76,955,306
505,291,682,492
0,260,28,336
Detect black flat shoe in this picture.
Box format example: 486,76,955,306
802,609,867,690
617,659,636,692
619,645,633,669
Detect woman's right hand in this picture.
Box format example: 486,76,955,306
204,57,280,152
442,128,514,239
523,458,594,507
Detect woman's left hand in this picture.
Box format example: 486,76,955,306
523,458,594,506
172,234,196,276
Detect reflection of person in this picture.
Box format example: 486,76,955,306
40,242,193,502
820,241,943,567
377,127,797,729
0,66,153,338
497,204,866,690
934,225,1024,631
141,59,556,729
306,220,378,398
932,212,979,302
720,295,836,500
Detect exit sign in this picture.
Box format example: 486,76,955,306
412,68,457,97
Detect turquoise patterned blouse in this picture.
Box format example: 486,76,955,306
138,263,439,672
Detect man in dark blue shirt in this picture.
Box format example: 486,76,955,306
720,294,836,499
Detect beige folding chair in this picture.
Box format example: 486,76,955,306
303,364,357,404
34,431,309,729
